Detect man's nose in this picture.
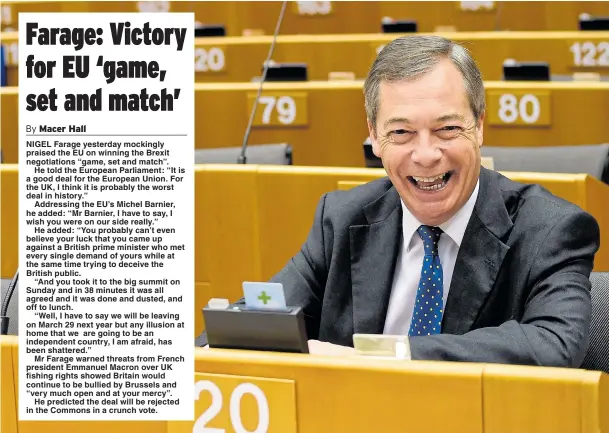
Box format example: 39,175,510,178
411,134,442,167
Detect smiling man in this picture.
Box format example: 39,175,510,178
268,35,600,366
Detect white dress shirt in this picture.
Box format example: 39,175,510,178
383,180,480,335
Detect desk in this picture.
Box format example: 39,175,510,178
185,349,609,433
1,335,608,433
2,82,609,165
3,31,609,86
3,165,609,338
190,31,609,83
1,1,608,34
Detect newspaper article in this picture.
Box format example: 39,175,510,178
18,12,194,421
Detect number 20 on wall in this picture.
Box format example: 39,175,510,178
190,375,297,433
195,47,226,73
194,380,269,433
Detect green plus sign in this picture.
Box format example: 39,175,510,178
258,291,272,304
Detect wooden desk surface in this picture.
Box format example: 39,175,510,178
3,335,607,433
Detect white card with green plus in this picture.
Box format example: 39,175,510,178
242,282,287,309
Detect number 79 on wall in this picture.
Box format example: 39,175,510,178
246,92,309,127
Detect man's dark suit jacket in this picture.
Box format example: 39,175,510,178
201,167,600,367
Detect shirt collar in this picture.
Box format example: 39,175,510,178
401,179,480,252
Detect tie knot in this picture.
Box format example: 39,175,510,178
417,225,443,255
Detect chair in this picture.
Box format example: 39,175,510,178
363,137,382,168
481,144,609,185
0,46,5,87
581,272,609,373
194,143,293,165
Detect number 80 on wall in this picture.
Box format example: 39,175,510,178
487,91,551,126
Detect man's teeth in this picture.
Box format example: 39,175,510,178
412,173,446,182
418,183,445,191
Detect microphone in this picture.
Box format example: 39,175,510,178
237,1,288,164
1,268,19,335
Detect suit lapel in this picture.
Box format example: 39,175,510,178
350,183,402,335
442,168,513,335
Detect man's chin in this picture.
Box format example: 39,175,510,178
412,205,456,227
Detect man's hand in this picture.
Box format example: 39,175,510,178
308,339,355,356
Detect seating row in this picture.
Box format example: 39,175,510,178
2,1,608,34
194,81,609,167
2,335,607,433
2,82,608,165
2,31,609,86
2,164,608,338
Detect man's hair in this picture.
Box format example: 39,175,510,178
363,35,486,131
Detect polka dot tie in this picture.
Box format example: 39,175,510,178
408,225,444,337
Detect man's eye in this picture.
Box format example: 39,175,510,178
441,126,461,131
392,129,411,135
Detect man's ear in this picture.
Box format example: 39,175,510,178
367,118,381,157
476,112,485,148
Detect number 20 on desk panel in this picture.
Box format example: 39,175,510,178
167,373,297,433
487,90,551,127
194,46,228,74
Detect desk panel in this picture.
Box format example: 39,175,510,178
3,83,608,165
195,31,609,83
581,371,609,433
483,364,609,433
4,31,609,86
1,336,18,433
192,81,369,168
0,164,18,278
194,81,609,164
2,1,609,34
190,348,485,433
3,336,608,433
0,336,169,433
197,165,261,304
170,372,298,433
376,1,609,34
